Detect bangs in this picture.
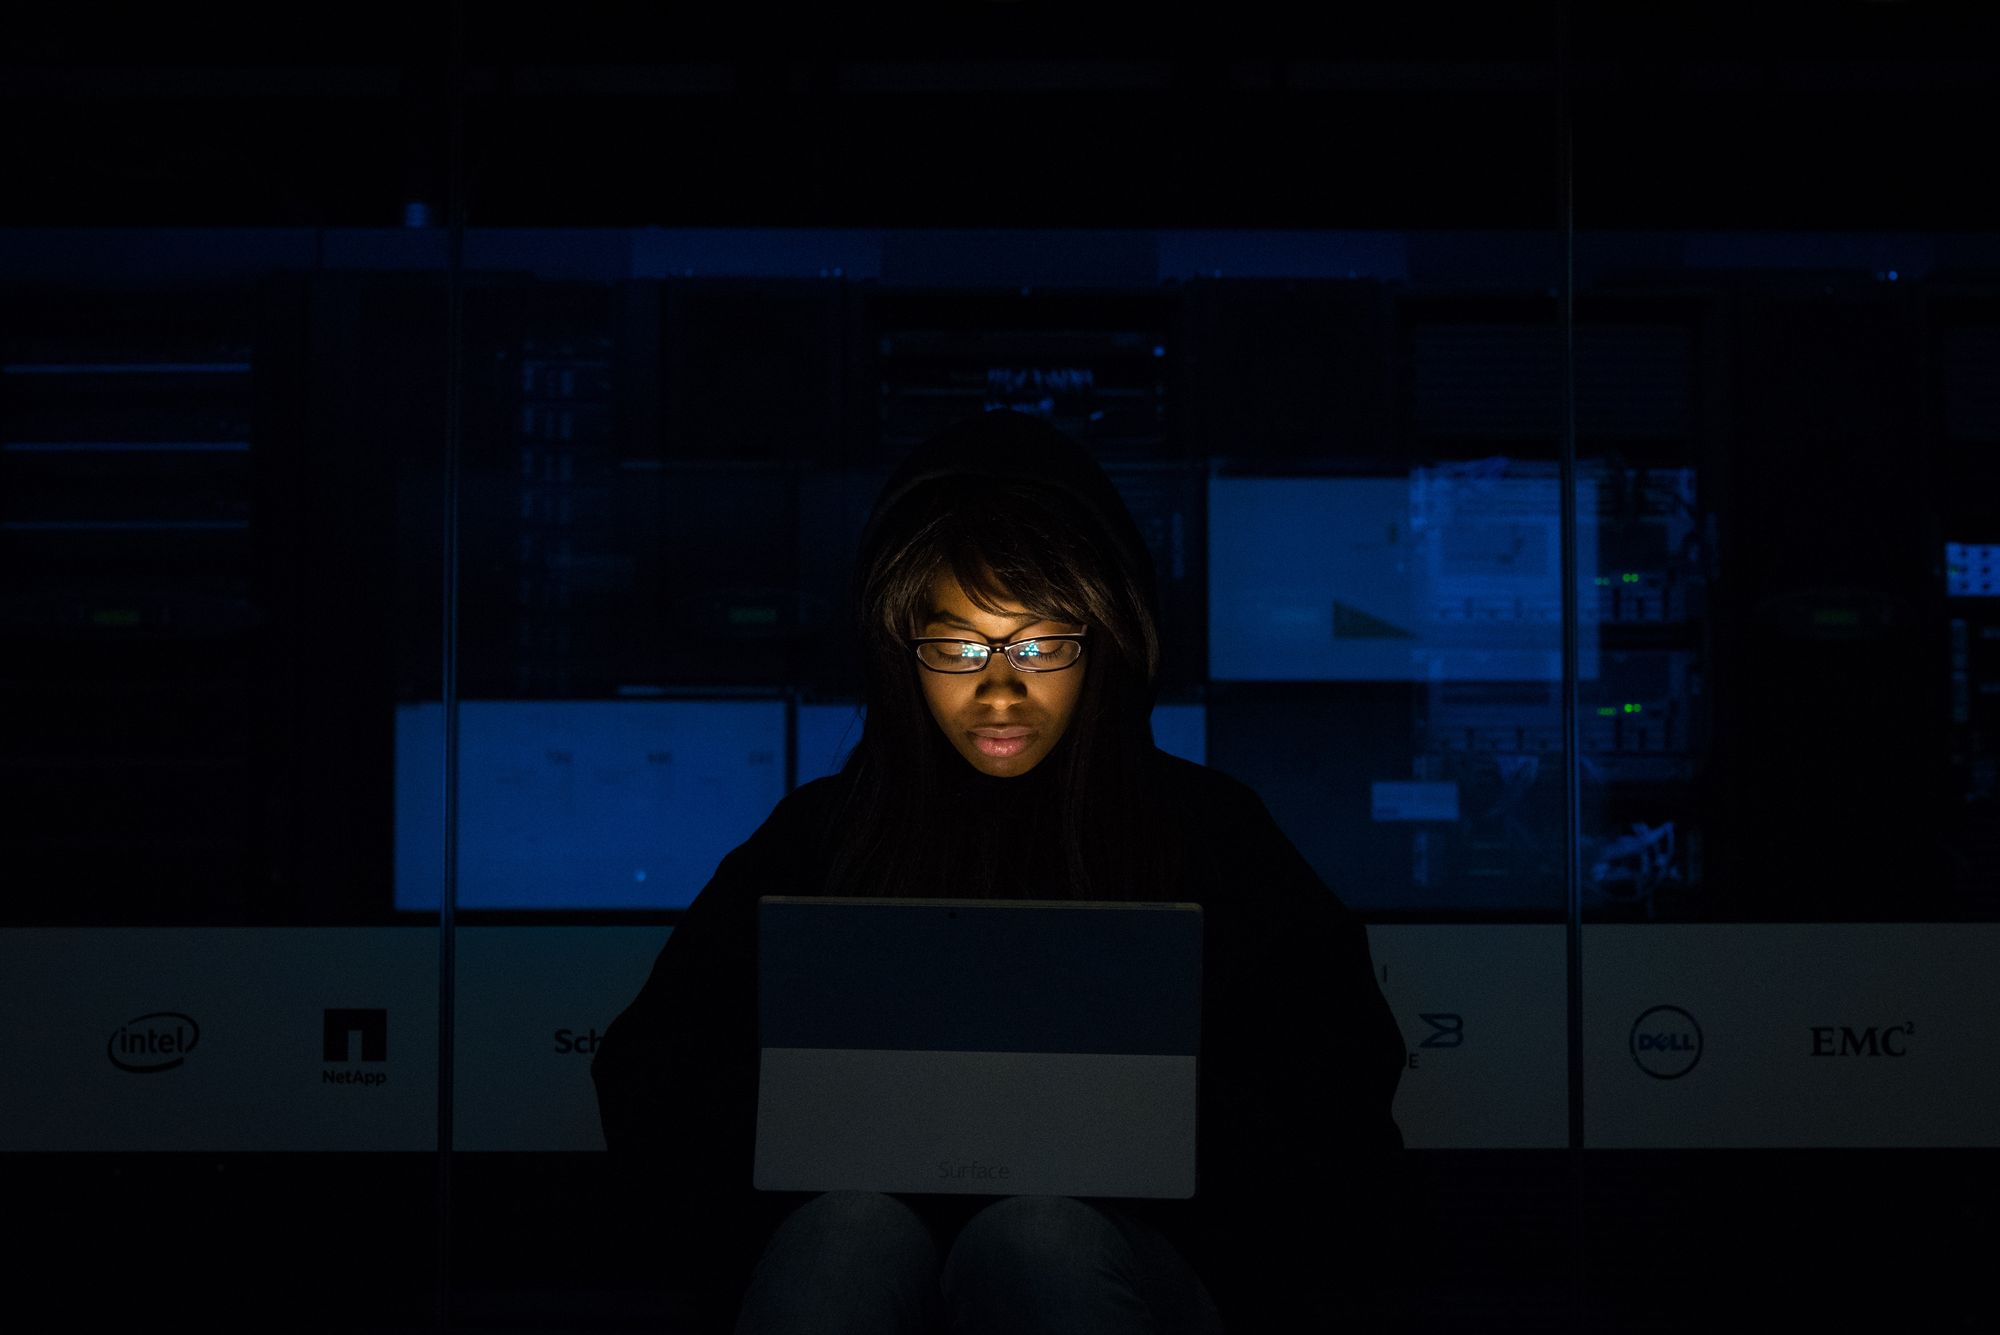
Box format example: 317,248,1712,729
877,478,1117,652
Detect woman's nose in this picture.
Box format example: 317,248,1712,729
975,667,1029,694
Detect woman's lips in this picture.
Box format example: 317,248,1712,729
970,727,1034,758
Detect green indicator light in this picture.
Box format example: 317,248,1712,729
1597,706,1617,716
1814,609,1860,627
729,606,778,626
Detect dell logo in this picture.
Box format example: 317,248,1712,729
1629,1005,1703,1079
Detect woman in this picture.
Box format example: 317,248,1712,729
593,409,1408,1333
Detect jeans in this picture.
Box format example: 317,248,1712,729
733,1191,1226,1335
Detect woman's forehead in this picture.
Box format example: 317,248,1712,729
930,566,1029,616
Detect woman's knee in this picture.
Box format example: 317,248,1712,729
774,1190,937,1262
942,1197,1222,1335
736,1193,941,1335
946,1195,1119,1272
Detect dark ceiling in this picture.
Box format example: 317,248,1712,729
2,2,1992,228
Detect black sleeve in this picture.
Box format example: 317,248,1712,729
1212,782,1413,1327
588,800,801,1318
1242,785,1406,1156
590,840,757,1154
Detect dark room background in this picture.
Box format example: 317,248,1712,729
2,3,1995,1331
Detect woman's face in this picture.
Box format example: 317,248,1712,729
915,567,1088,778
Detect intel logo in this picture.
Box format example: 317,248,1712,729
1629,1005,1702,1079
109,1012,200,1074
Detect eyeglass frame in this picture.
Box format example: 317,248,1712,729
906,629,1089,674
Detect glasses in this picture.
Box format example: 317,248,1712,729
908,630,1088,674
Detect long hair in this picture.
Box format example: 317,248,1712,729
817,469,1184,903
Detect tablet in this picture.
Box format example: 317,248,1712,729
753,896,1203,1199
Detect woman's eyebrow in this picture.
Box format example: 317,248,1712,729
926,608,1048,630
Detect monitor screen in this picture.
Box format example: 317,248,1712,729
394,699,787,910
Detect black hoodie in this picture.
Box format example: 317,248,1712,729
591,410,1409,1330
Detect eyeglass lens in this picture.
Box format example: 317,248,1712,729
916,639,1082,670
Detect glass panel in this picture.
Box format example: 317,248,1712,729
1571,6,2000,1332
445,11,1568,1335
0,11,452,1330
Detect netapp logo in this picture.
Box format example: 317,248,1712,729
108,1012,200,1074
938,1160,1011,1183
323,1008,386,1061
1809,1023,1913,1057
1630,1005,1703,1080
323,1008,388,1087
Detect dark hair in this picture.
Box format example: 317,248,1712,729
818,469,1183,903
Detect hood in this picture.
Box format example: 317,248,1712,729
853,409,1164,713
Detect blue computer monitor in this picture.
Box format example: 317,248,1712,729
394,699,787,910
